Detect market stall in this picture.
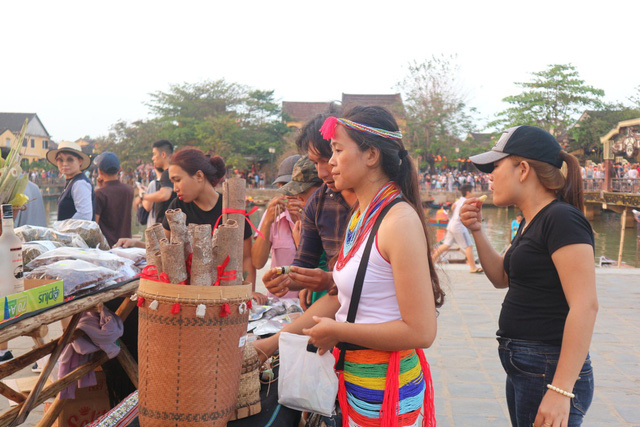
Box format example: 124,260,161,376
0,278,139,426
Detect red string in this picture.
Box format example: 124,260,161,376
140,265,159,280
185,253,193,277
332,348,349,427
171,303,181,315
212,206,265,240
136,296,145,307
416,349,436,427
380,351,400,427
220,303,231,317
214,255,237,286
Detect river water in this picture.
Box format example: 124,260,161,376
427,206,640,268
42,197,639,267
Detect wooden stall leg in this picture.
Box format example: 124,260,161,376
9,312,82,427
36,396,66,427
116,341,138,389
0,382,27,405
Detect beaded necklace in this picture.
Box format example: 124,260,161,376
336,182,401,270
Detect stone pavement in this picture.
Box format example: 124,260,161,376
428,263,640,426
2,264,639,426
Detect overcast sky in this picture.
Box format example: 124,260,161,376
3,0,639,142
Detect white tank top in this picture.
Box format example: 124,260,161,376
334,231,402,324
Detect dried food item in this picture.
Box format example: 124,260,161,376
25,259,120,296
15,225,88,248
188,224,213,286
160,240,187,284
22,240,65,269
27,247,134,271
109,247,147,265
166,209,191,258
53,219,110,250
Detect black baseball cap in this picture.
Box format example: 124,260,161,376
469,126,563,173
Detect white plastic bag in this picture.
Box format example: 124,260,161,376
277,332,338,417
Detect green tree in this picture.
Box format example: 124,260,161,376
146,80,290,171
94,119,165,172
628,85,640,109
491,64,604,136
398,55,477,170
569,105,640,160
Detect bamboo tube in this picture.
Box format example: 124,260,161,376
618,208,627,268
189,224,214,286
212,219,242,286
160,240,187,284
223,178,247,237
145,223,165,263
165,208,191,259
222,178,246,286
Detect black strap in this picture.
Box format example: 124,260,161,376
335,198,402,370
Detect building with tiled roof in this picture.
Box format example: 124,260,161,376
283,94,406,129
0,113,52,162
282,102,337,129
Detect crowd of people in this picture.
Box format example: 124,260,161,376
421,170,491,192
8,106,602,426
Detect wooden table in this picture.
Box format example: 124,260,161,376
0,279,140,427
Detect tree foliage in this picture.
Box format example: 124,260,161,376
145,80,289,170
569,104,640,160
491,64,604,136
94,119,165,172
398,55,478,169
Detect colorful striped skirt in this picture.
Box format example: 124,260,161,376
336,348,435,427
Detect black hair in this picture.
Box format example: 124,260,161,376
460,184,472,197
341,106,445,308
170,147,226,187
152,139,174,155
295,114,332,159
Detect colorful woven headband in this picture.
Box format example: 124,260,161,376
319,116,403,141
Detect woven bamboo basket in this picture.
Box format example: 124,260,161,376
137,278,252,427
228,343,262,420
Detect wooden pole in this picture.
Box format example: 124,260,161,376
618,208,627,268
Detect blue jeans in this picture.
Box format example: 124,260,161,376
497,337,594,427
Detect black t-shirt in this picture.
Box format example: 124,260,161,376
155,169,176,225
499,199,594,345
162,194,253,241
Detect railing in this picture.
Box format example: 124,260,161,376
583,178,640,193
611,178,640,193
583,178,605,191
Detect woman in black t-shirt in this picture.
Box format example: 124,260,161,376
461,126,597,427
164,147,264,303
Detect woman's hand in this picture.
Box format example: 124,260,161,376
264,195,286,224
460,198,484,232
299,288,312,310
252,291,268,305
262,268,291,297
303,316,339,355
533,390,570,427
114,238,145,248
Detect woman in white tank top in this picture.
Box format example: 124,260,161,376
255,106,445,426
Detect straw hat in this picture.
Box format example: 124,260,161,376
46,141,92,171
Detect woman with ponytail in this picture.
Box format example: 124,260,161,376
461,126,598,426
163,147,262,301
